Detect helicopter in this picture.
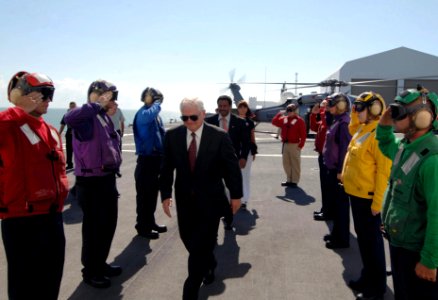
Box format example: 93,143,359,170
221,71,438,134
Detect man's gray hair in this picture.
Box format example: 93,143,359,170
180,97,205,112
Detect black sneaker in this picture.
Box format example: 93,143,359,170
240,203,247,210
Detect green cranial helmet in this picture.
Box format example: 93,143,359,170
395,85,438,128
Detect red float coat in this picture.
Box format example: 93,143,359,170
309,107,328,154
272,113,307,149
0,107,68,219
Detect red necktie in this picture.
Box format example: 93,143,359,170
222,117,228,132
188,132,197,172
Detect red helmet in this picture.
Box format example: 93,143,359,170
8,71,55,102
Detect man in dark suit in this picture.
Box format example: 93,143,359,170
205,95,250,229
160,97,242,300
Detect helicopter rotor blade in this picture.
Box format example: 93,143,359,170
237,74,246,84
243,82,320,85
229,69,236,83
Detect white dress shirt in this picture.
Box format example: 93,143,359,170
186,123,204,155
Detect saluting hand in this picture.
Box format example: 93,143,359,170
162,198,173,218
379,107,394,126
15,91,42,113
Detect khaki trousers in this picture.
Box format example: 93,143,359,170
282,143,301,183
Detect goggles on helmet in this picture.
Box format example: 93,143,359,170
353,101,368,112
88,80,118,100
389,103,409,120
13,72,55,101
389,102,430,121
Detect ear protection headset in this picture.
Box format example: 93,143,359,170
369,100,383,116
327,93,349,113
392,86,437,130
355,92,384,117
336,100,347,111
140,87,163,104
412,107,433,129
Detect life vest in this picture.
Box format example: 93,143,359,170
0,109,68,219
383,133,438,251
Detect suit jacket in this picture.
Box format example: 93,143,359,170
160,123,243,228
205,114,250,160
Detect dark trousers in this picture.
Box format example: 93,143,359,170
390,245,438,300
65,132,73,167
1,213,65,300
327,168,350,245
318,154,334,217
76,174,118,277
350,195,386,295
180,215,220,300
135,155,162,231
116,129,122,151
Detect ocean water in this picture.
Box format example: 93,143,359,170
0,107,181,128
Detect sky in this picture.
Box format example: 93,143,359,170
1,0,438,113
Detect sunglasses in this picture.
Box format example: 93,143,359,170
180,115,199,122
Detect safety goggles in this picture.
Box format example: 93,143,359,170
326,100,337,108
32,86,55,101
110,90,118,101
353,101,368,112
89,81,118,100
15,72,55,101
180,115,199,122
389,103,415,120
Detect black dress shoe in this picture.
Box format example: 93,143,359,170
104,264,122,277
83,275,111,288
323,234,332,242
355,292,384,300
314,212,333,221
137,230,159,239
325,241,349,249
313,212,327,221
153,224,167,233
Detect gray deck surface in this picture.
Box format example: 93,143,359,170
0,122,394,300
